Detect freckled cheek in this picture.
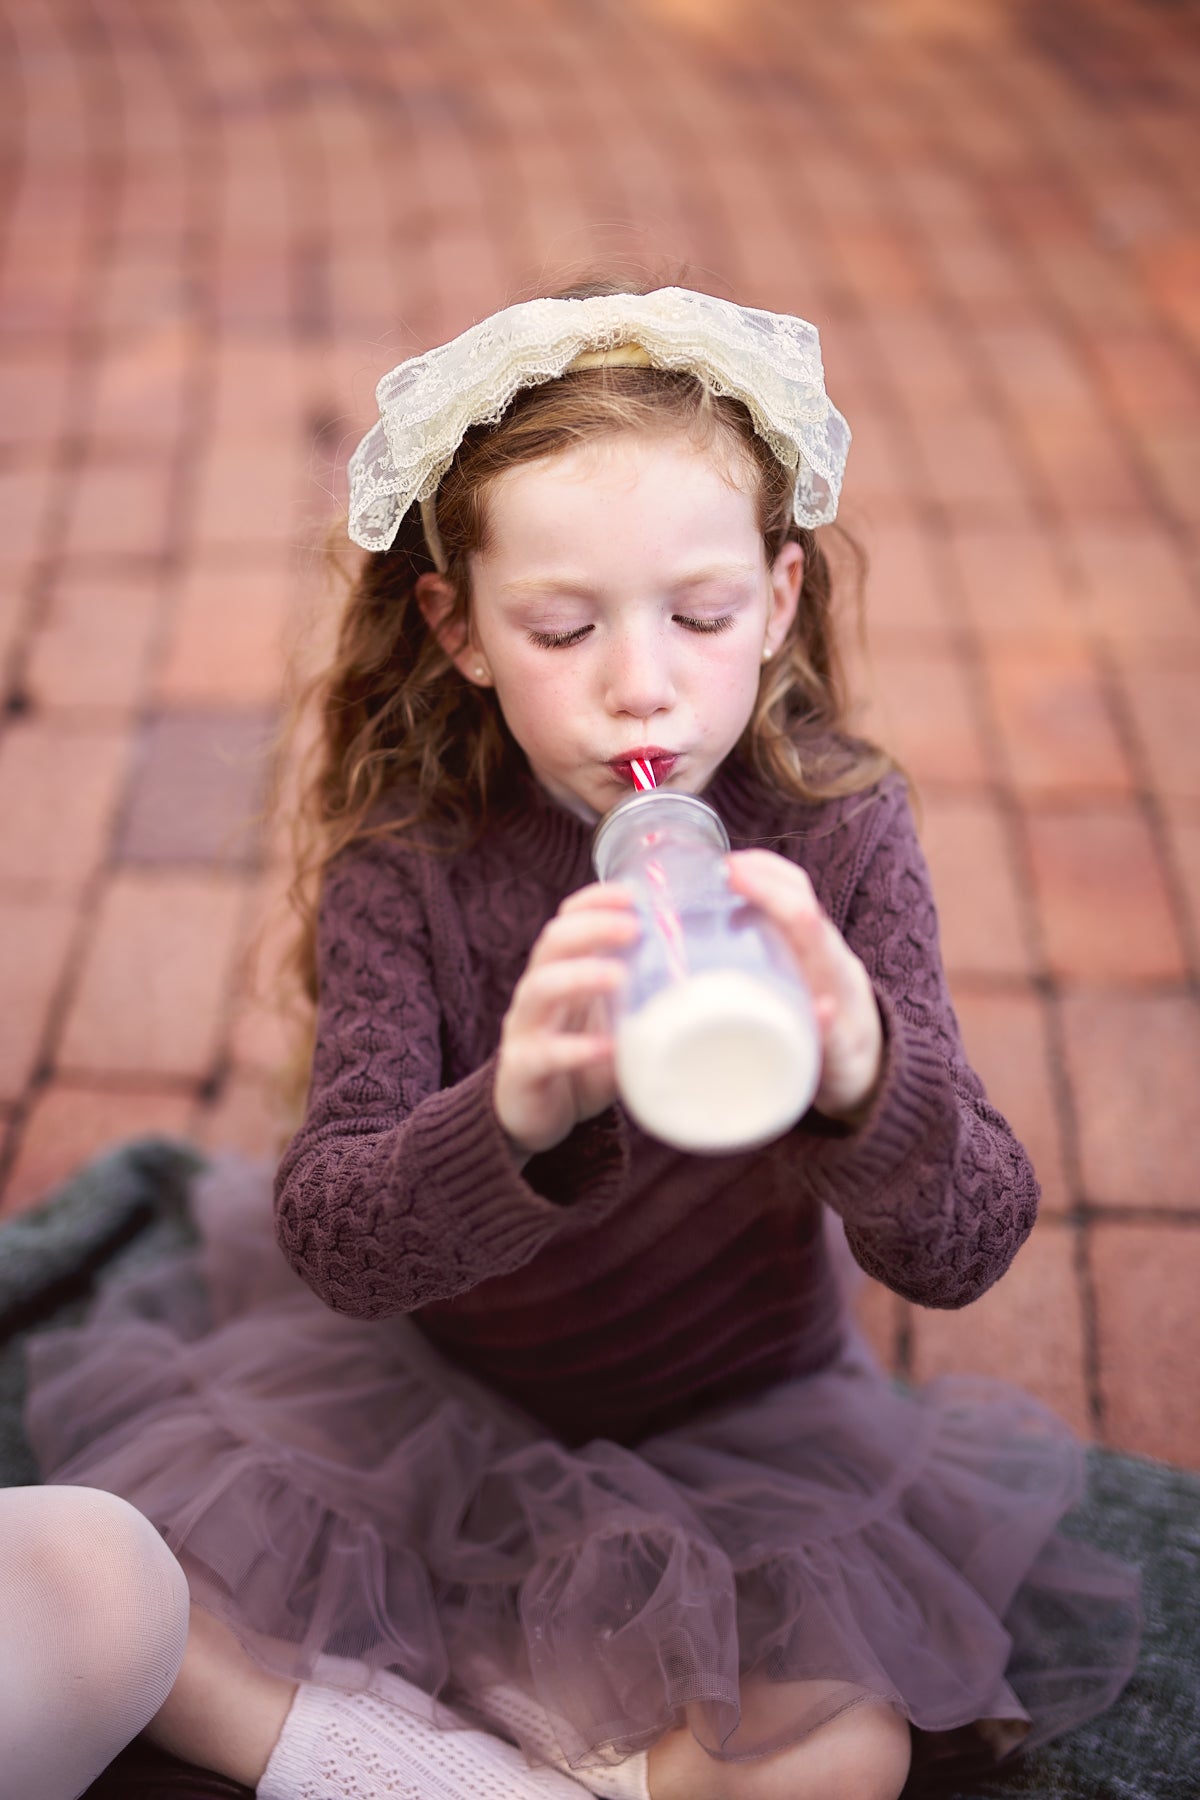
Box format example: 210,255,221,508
705,656,761,707
495,657,581,738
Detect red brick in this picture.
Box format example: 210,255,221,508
1136,423,1200,533
328,249,409,347
1,1080,194,1218
1092,1223,1200,1469
923,235,1027,320
982,639,1134,797
115,169,189,236
213,246,294,333
1088,328,1200,428
946,521,1081,641
823,223,931,311
0,464,58,566
820,321,881,414
226,868,307,1071
1021,419,1146,521
95,247,192,337
209,344,306,441
1116,662,1200,801
156,556,294,707
1060,990,1200,1210
850,1275,906,1375
228,990,306,1084
0,582,24,671
0,234,86,334
1067,522,1200,650
1161,802,1200,968
909,1219,1092,1438
216,162,291,240
856,644,992,785
953,986,1070,1213
1137,233,1200,356
61,460,174,562
858,518,950,637
0,721,130,889
867,313,977,414
0,896,77,1101
918,793,1033,979
1013,234,1145,332
26,571,161,713
1024,805,1186,981
974,322,1096,428
58,871,246,1080
115,712,271,870
910,411,1029,516
189,445,301,554
89,321,196,450
890,163,981,231
194,1070,292,1161
0,352,73,450
837,410,918,512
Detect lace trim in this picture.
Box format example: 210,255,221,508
347,288,851,552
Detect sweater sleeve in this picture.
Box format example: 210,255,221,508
273,837,628,1320
800,779,1040,1308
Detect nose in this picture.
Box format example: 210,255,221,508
602,615,676,719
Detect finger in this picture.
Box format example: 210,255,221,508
726,853,857,1011
507,956,627,1031
725,850,821,918
516,1033,615,1080
725,852,830,970
528,907,640,970
557,882,637,915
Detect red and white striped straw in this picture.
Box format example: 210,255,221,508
629,757,657,791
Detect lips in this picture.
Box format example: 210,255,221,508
608,749,679,785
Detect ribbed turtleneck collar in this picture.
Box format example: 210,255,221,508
489,751,790,892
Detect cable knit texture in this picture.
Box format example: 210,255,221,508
275,749,1039,1445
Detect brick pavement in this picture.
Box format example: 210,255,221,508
1,0,1198,1468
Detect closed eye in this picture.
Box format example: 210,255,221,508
527,614,735,649
527,625,593,648
675,614,734,634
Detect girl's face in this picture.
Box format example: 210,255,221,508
421,431,804,820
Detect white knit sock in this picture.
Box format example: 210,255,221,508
480,1682,651,1800
256,1656,594,1799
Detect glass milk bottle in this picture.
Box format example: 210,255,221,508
592,790,820,1154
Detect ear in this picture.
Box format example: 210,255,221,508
415,572,493,687
763,540,804,660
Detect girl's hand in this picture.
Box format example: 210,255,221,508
494,883,639,1159
725,850,884,1123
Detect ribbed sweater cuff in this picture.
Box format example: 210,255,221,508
804,990,955,1222
406,1059,630,1258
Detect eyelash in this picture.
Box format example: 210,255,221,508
527,615,735,649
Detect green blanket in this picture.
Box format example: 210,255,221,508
2,1141,1196,1800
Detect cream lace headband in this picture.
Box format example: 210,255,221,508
346,287,851,561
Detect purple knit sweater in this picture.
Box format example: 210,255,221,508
274,752,1039,1445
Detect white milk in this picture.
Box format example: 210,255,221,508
614,968,820,1154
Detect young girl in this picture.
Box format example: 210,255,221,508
22,280,1140,1800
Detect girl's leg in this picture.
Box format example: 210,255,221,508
146,1607,617,1798
0,1484,190,1800
142,1601,297,1787
647,1678,912,1800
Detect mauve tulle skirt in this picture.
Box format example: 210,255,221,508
23,1156,1140,1786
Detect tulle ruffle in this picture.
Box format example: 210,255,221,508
24,1158,1139,1785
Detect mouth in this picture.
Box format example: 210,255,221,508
607,748,679,787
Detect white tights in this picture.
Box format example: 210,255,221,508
0,1485,650,1800
0,1485,190,1800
